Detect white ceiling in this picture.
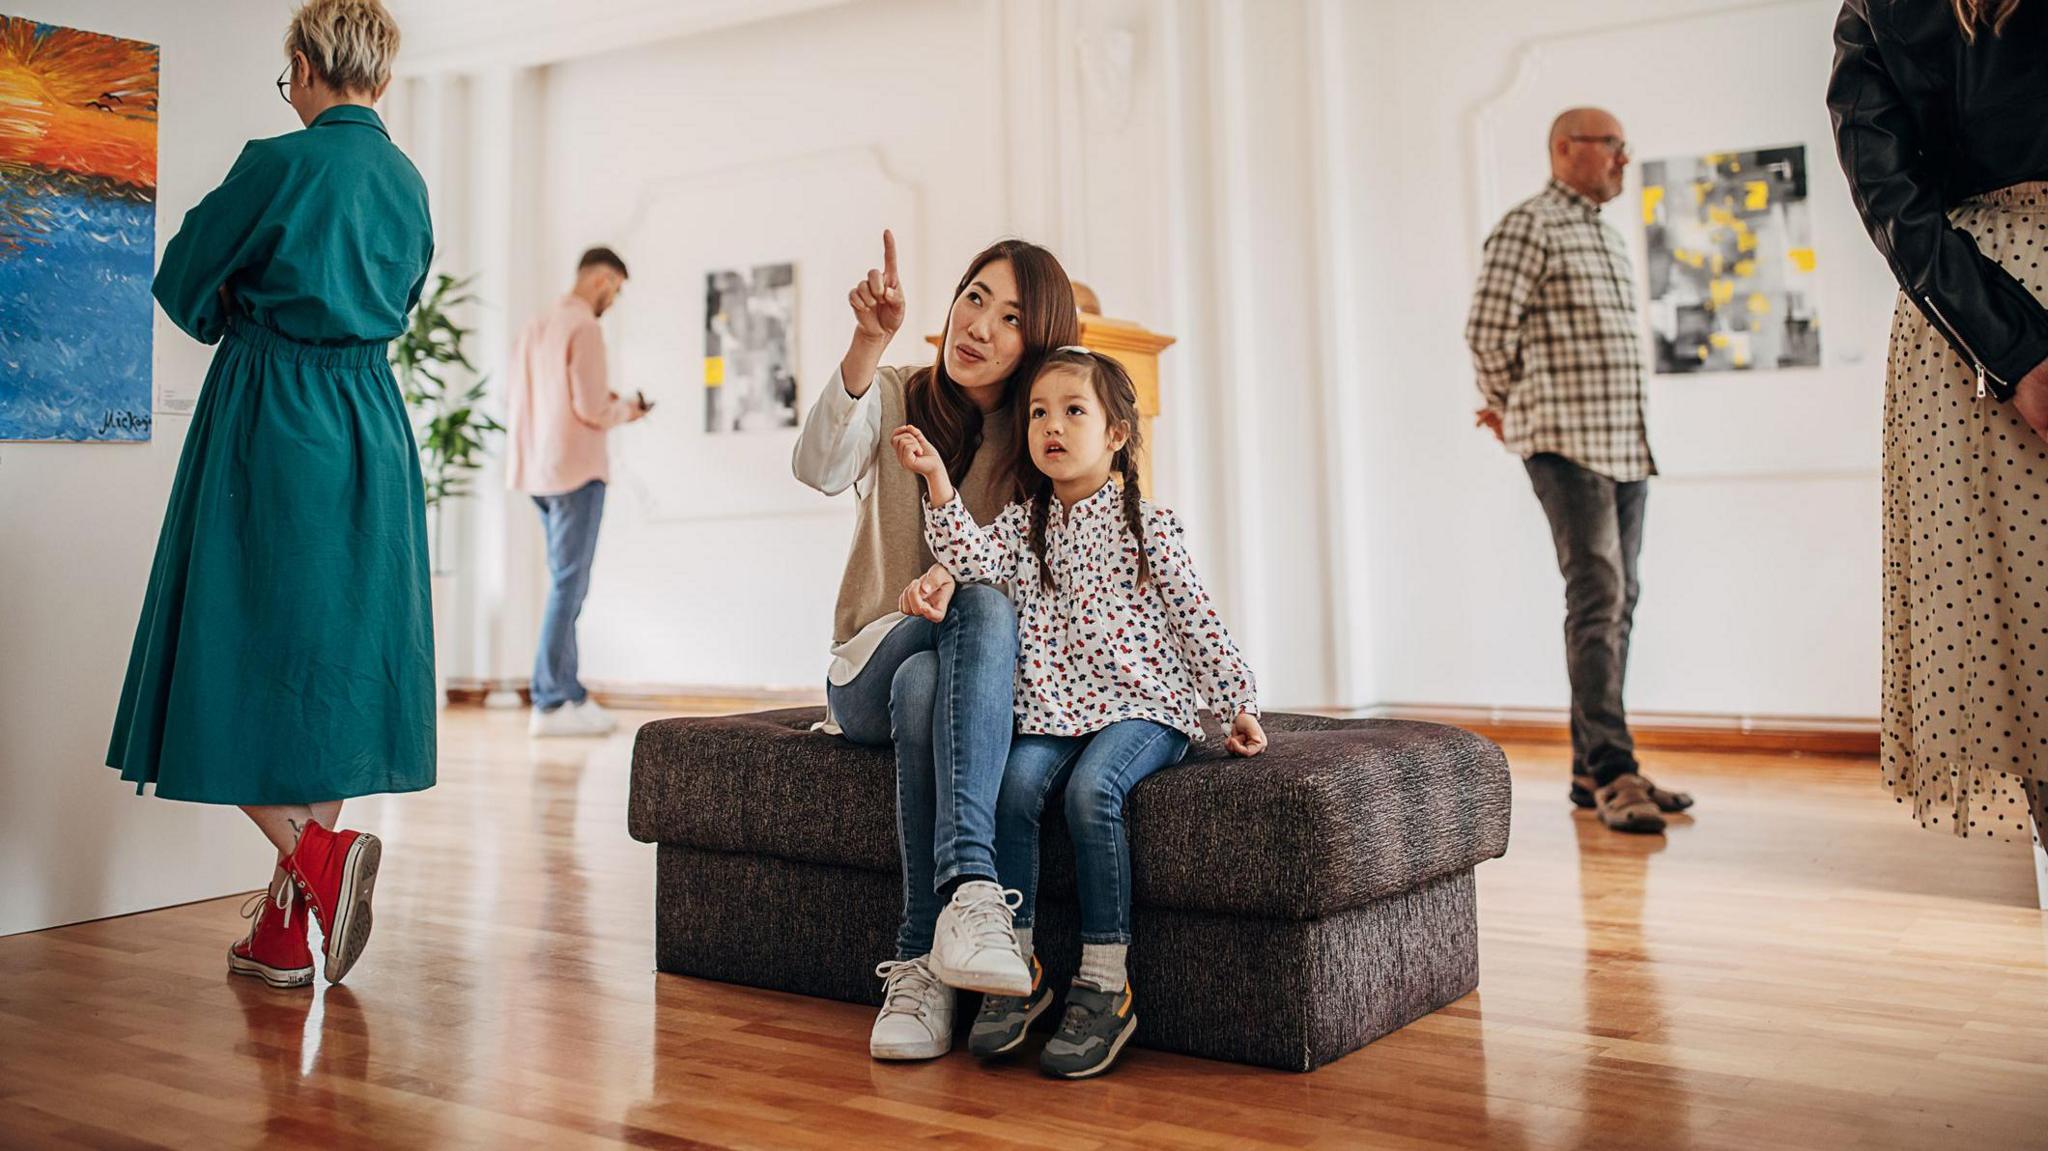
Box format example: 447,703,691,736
383,0,858,75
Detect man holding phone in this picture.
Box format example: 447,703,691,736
506,246,649,736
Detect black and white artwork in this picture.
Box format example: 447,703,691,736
703,263,799,432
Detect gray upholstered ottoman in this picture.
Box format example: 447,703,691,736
627,709,1511,1071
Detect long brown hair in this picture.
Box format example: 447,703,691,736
1024,348,1150,592
1952,0,2022,39
905,240,1077,499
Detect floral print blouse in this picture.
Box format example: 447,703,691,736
925,481,1259,740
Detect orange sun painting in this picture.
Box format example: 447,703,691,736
0,15,158,189
0,14,160,442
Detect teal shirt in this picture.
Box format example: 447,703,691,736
153,105,433,346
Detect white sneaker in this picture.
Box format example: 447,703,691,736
927,881,1032,996
528,700,609,738
572,698,618,734
869,955,954,1060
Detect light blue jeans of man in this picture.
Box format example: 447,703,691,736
826,582,1018,960
530,479,605,712
996,718,1191,945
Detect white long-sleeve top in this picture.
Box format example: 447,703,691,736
792,368,902,691
925,481,1259,741
791,367,885,500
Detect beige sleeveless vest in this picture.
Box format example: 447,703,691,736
832,366,1016,644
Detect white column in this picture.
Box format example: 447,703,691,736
1200,0,1271,683
457,66,549,700
462,66,516,695
1305,0,1372,709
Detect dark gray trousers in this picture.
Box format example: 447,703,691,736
1524,453,1647,786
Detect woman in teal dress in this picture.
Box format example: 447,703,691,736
106,0,432,988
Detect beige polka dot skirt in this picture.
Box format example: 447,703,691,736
1883,181,2048,844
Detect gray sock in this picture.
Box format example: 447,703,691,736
1016,927,1034,961
1076,942,1128,992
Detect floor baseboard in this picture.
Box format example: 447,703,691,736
1357,704,1877,757
447,679,1878,756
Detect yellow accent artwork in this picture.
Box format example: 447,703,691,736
703,356,725,387
1642,144,1820,373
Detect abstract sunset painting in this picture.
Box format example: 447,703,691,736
0,15,160,442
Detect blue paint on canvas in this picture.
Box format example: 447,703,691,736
0,173,156,441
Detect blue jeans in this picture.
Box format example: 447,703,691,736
826,583,1018,960
531,479,606,712
996,719,1190,945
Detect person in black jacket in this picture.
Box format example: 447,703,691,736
1828,0,2048,847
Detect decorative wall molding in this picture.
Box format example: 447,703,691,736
1465,0,1817,247
1078,27,1138,131
608,145,923,526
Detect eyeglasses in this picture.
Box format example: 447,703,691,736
276,63,292,105
1568,134,1630,160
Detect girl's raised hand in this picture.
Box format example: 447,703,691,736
890,424,944,479
1225,712,1268,758
849,228,906,343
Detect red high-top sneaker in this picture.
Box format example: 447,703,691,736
228,881,314,989
286,820,382,984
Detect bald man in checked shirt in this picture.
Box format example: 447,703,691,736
1466,107,1695,835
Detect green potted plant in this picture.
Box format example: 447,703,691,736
392,272,503,568
391,273,503,705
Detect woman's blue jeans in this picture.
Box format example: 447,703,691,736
826,583,1018,960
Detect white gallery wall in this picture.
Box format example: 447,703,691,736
0,0,348,936
2,0,1890,936
393,0,1884,720
1353,0,1886,719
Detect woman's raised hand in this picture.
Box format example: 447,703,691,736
849,228,906,344
897,563,957,622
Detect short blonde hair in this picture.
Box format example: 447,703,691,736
285,0,401,96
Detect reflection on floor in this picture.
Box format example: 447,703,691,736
3,705,2045,1149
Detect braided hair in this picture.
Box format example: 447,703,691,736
1023,347,1149,592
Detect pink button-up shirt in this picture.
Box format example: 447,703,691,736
505,294,637,496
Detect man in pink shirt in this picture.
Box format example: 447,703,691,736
506,247,649,737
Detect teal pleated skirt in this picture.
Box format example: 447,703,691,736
106,321,437,804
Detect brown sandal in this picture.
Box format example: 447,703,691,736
1593,774,1667,834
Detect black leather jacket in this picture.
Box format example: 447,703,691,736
1827,0,2048,398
